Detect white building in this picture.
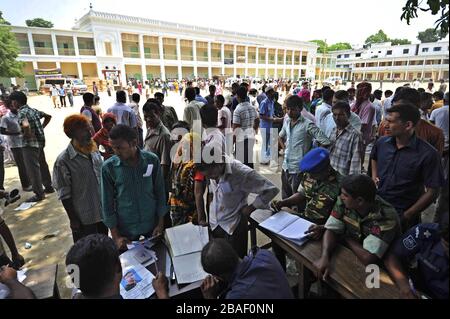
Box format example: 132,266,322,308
7,9,318,90
328,41,449,82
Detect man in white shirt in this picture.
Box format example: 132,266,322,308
107,90,137,128
315,89,334,131
50,85,60,108
196,157,279,258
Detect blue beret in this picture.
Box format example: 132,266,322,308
299,147,330,173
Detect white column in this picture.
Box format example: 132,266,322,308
56,61,61,69
291,51,295,80
255,47,259,78
282,49,287,79
73,36,80,56
176,38,182,80
120,62,127,85
27,32,35,55
51,33,59,56
244,46,248,77
276,48,280,79
265,48,269,79
77,61,83,79
221,43,225,76
139,34,147,81
193,40,198,79
158,36,166,80
233,45,237,78
32,61,39,89
96,63,103,80
208,41,212,78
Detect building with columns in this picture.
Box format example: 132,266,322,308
327,41,449,83
8,9,318,90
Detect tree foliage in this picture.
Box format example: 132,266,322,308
0,26,24,77
391,38,412,45
0,11,11,25
328,42,352,51
310,40,327,53
365,30,390,44
417,28,441,42
25,18,54,28
401,0,449,39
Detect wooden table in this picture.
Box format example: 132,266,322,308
23,264,59,299
250,209,402,299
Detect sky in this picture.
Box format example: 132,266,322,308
1,0,448,45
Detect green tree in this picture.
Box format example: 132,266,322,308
328,42,352,51
310,40,328,53
0,11,11,25
401,0,449,39
365,30,390,44
417,27,441,42
391,38,412,45
25,18,53,28
0,26,24,77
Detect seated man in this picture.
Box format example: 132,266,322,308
314,174,401,280
152,239,293,299
65,234,123,299
384,218,449,299
0,265,35,299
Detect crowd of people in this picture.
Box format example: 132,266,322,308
0,76,448,300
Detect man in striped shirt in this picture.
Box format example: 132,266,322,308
329,101,362,176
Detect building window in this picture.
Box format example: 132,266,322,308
337,55,341,58
386,50,392,55
355,53,361,57
105,42,112,56
344,54,349,58
422,48,429,53
433,47,441,52
403,49,409,54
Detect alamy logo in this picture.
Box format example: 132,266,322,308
66,264,80,289
365,264,380,289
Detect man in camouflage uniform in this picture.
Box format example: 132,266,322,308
314,174,401,280
271,148,341,270
272,147,341,225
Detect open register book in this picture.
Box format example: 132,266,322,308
164,223,210,284
259,211,315,246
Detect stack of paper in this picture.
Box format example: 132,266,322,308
259,211,315,246
165,223,209,284
119,251,155,299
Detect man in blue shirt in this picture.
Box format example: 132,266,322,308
194,87,208,106
370,102,444,229
259,86,280,164
384,220,449,299
152,238,293,299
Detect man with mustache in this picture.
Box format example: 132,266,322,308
53,115,107,242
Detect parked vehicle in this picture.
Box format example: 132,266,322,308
40,78,88,95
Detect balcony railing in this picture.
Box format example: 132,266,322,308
79,49,96,56
197,55,208,62
19,47,31,54
144,52,160,59
211,56,222,62
123,51,140,58
181,55,194,61
34,47,54,55
164,54,178,60
58,48,76,56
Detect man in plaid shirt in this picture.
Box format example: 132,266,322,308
329,101,362,176
9,91,54,202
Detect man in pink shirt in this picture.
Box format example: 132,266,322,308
351,82,375,170
297,81,311,104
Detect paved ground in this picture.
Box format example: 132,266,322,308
2,81,440,298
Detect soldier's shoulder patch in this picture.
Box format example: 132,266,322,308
403,235,417,250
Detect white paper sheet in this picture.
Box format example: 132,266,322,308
121,245,157,268
119,262,155,299
165,223,209,257
172,252,208,284
14,202,37,211
259,211,314,246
